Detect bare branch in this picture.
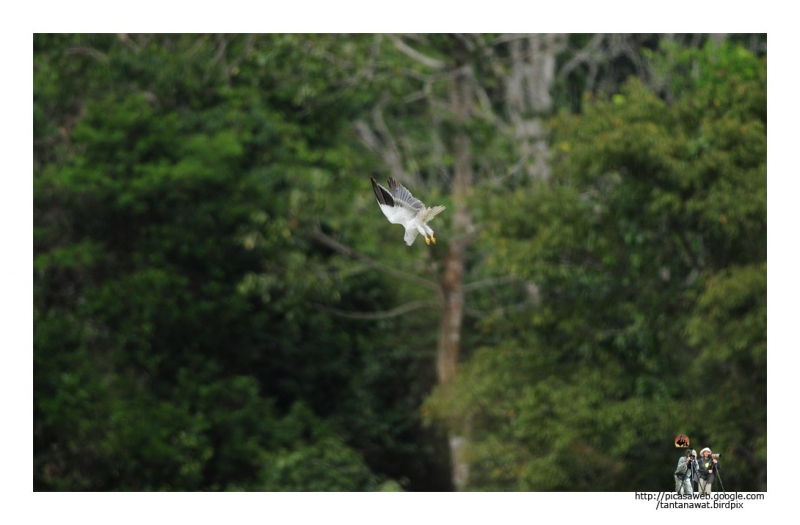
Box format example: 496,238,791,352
314,300,438,320
471,80,509,134
354,120,382,153
213,34,233,89
452,33,476,52
353,118,408,183
354,98,417,185
430,116,450,185
462,275,518,293
306,228,440,293
230,34,257,71
402,91,427,104
464,299,535,318
491,33,535,46
613,33,646,80
389,35,446,69
186,34,211,58
135,34,152,49
478,149,536,188
372,97,412,182
558,33,605,79
66,47,108,62
118,33,141,51
676,230,705,273
463,307,485,318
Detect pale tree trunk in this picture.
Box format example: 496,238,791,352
437,34,564,490
352,35,562,491
505,33,565,182
352,39,477,489
437,35,562,490
438,64,475,491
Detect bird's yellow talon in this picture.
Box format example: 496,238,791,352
425,236,431,245
431,236,436,244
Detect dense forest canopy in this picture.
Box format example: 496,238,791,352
33,33,766,491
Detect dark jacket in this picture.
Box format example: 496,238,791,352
699,456,719,482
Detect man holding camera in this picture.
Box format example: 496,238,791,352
674,449,697,494
698,447,720,494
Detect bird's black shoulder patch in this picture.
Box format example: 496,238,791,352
371,177,395,207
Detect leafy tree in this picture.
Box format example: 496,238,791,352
425,40,766,491
34,34,766,492
34,33,442,491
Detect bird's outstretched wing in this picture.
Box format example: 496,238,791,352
387,178,424,214
371,177,421,225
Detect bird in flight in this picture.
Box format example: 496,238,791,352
371,177,446,246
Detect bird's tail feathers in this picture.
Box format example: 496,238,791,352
404,227,419,246
420,205,446,223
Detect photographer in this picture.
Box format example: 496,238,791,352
674,449,696,494
698,447,720,494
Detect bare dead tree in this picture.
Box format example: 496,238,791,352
343,33,561,490
504,33,566,182
304,34,567,490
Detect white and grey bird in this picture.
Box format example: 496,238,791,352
371,177,446,246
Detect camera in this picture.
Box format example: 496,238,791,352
712,453,721,458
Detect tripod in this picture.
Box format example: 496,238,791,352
713,465,726,494
688,460,698,493
697,463,724,494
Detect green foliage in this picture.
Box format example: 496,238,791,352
426,41,766,490
33,33,437,491
262,428,382,492
427,341,686,490
34,34,766,492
